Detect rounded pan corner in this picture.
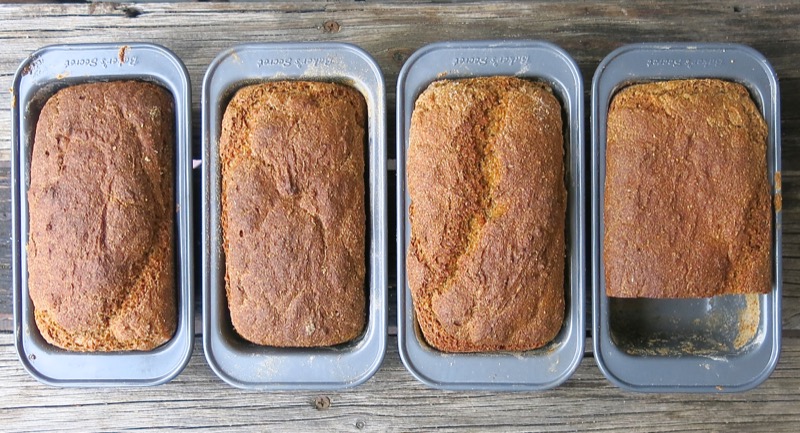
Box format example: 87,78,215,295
732,44,781,87
330,350,387,391
202,45,241,88
396,351,447,391
124,42,190,78
13,333,56,388
12,48,45,90
732,322,783,393
159,333,195,385
725,352,782,394
201,339,250,391
395,47,422,92
520,338,586,392
592,339,640,392
131,342,195,388
744,340,783,392
355,330,389,387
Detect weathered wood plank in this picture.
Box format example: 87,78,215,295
0,2,799,430
0,1,799,331
1,332,800,432
0,162,11,320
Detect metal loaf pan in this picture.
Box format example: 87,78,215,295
591,43,782,392
202,43,387,390
396,40,586,390
11,43,194,386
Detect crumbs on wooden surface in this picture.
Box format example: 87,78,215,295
118,45,129,63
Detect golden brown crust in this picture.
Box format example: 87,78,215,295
406,76,566,353
604,79,771,298
28,81,176,351
220,81,366,347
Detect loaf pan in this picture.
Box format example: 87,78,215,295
202,43,387,390
11,43,194,386
591,43,782,393
396,40,585,390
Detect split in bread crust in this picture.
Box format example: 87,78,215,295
407,76,566,352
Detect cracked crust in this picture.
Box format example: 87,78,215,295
220,81,366,347
27,81,176,351
604,79,771,298
406,76,566,353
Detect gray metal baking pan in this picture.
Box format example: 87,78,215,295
591,43,782,393
202,43,387,390
396,40,585,391
11,43,194,386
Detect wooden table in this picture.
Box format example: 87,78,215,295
1,1,799,431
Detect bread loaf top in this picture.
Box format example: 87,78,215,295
220,81,367,347
27,81,176,351
604,79,771,298
407,76,566,352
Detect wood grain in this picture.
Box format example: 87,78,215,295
0,1,799,431
2,333,800,432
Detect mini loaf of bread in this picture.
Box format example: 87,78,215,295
604,79,771,298
28,81,176,351
220,81,366,347
407,76,566,353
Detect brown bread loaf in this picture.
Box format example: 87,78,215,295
604,79,771,298
407,76,566,352
220,81,366,347
28,81,176,351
